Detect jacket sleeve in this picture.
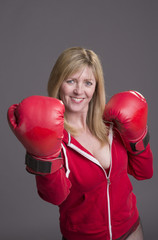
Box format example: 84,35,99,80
36,167,72,205
127,143,153,180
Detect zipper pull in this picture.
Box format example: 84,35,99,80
107,177,111,185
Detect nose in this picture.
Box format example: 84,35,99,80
73,82,83,95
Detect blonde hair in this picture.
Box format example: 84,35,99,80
47,47,109,144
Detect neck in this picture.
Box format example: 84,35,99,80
64,111,88,132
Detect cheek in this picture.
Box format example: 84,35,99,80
59,88,63,100
88,86,96,99
59,84,72,105
59,91,67,103
59,84,67,100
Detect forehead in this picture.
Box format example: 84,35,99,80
68,66,96,80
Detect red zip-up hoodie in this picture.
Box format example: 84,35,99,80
35,127,153,240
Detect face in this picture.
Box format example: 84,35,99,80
59,66,96,114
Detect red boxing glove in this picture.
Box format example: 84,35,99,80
7,96,65,174
104,91,149,154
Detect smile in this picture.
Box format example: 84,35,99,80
71,97,84,103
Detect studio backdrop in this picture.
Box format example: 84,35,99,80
1,1,157,239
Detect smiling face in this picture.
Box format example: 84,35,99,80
59,66,96,114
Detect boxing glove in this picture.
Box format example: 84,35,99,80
7,95,65,174
104,91,149,154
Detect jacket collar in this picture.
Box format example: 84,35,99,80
62,128,113,176
63,129,95,157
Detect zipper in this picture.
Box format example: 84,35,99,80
68,140,113,240
106,175,112,240
106,126,113,240
67,128,113,240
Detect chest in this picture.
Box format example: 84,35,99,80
74,133,111,170
62,130,129,193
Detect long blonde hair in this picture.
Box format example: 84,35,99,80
47,47,109,144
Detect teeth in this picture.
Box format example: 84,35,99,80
71,97,83,102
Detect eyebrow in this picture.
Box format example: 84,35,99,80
67,77,95,81
64,76,96,84
85,78,95,81
84,78,96,83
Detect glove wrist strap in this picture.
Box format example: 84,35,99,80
25,152,63,174
129,130,150,154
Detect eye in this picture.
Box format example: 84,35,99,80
85,80,93,86
66,79,75,84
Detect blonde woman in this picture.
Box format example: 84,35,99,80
8,47,153,240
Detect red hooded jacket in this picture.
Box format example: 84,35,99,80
35,127,153,240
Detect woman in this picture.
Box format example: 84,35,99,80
8,47,153,240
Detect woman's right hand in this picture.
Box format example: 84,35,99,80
7,95,65,175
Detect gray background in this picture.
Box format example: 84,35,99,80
1,0,158,239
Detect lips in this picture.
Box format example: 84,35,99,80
71,97,84,103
